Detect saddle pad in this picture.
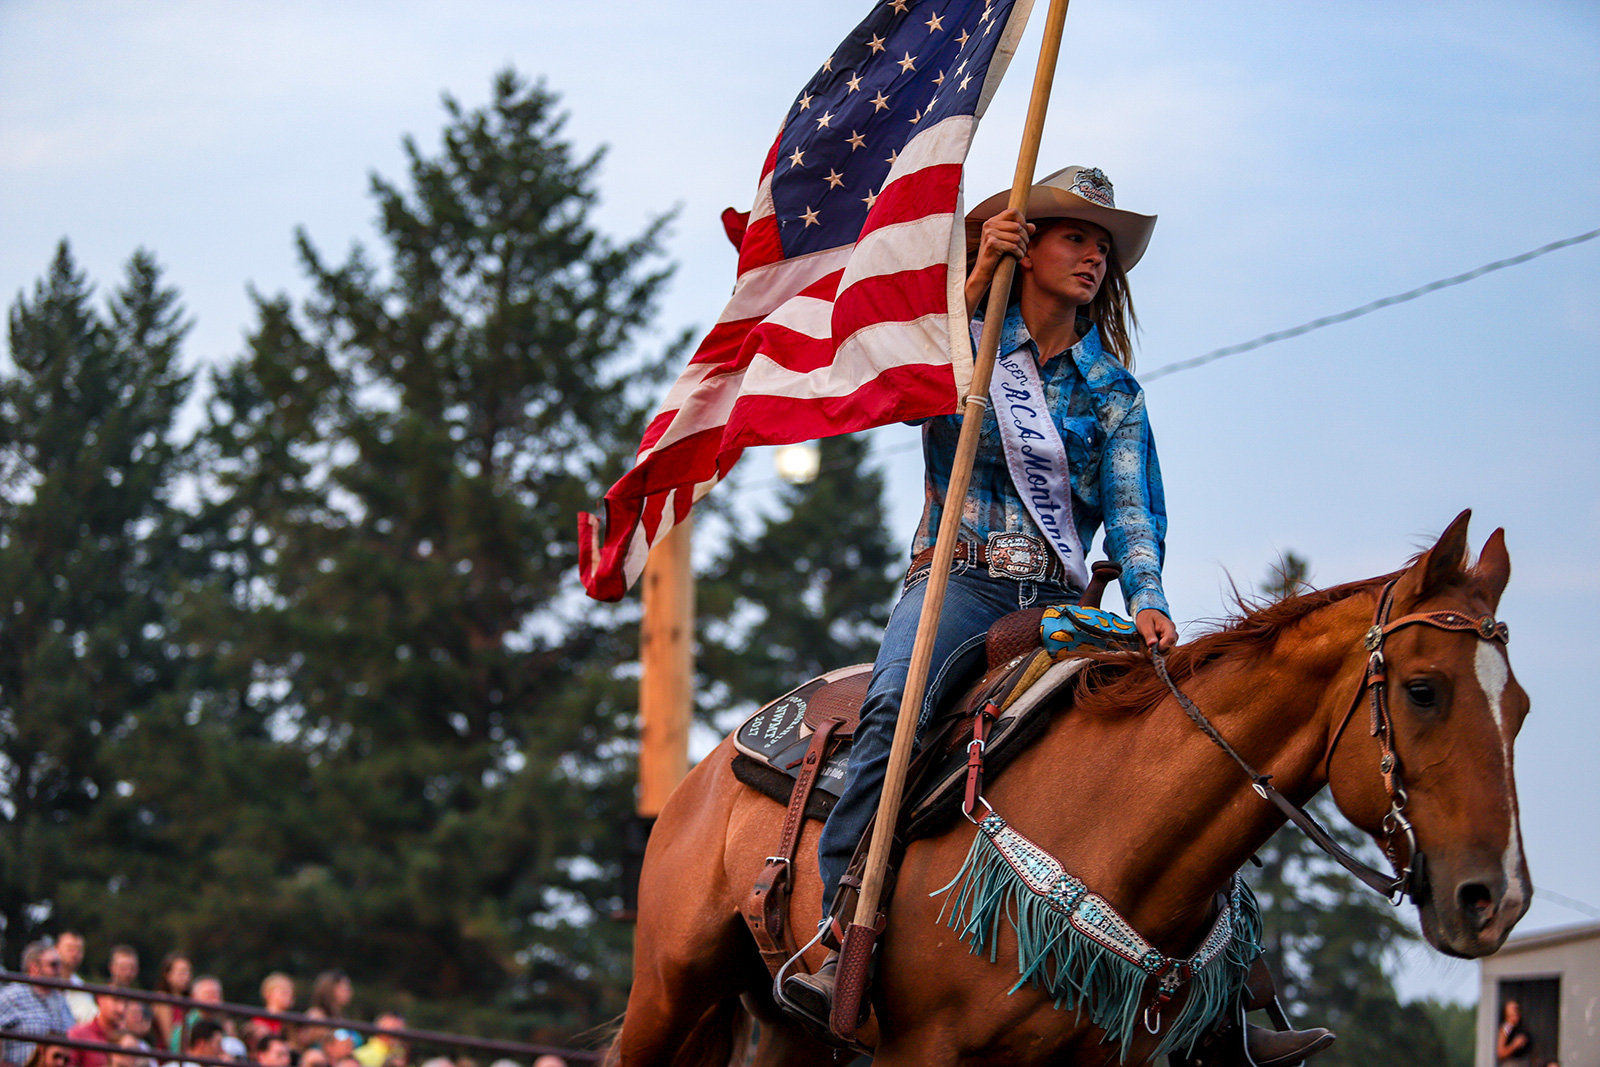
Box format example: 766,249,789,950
731,656,1090,833
731,756,838,821
733,664,872,801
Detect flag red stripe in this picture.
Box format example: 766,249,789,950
832,263,948,337
636,408,678,454
619,360,957,553
758,127,783,182
741,322,836,375
614,425,725,496
721,362,957,450
860,163,963,238
737,214,784,273
798,268,845,301
689,318,760,368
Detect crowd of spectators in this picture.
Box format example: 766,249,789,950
0,935,569,1067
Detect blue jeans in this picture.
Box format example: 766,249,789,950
815,564,1079,901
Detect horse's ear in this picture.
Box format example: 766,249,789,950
1474,527,1511,609
1398,509,1473,604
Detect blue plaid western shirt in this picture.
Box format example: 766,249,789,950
0,981,73,1065
912,306,1170,617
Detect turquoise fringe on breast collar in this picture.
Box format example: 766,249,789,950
932,810,1263,1062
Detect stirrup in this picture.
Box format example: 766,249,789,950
772,920,828,1004
778,953,835,1026
772,926,870,1055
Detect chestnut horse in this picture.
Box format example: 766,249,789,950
611,512,1530,1066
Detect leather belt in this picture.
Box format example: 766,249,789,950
908,534,1071,585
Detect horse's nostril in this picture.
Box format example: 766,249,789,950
1457,882,1496,929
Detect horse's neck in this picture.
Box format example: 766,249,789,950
995,592,1374,952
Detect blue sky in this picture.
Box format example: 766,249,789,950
2,0,1596,1003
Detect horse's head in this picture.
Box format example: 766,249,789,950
1326,510,1530,958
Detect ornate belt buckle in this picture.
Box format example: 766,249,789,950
987,532,1047,580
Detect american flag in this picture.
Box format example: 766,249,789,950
580,0,1036,601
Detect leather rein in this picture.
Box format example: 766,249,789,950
1151,578,1509,906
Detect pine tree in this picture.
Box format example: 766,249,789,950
0,243,193,959
1247,553,1460,1066
167,70,679,1037
698,433,899,719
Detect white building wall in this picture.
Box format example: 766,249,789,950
1477,924,1600,1067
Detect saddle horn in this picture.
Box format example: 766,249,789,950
1078,560,1122,610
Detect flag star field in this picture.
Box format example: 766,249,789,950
774,0,1020,258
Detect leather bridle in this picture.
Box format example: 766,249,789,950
1152,577,1509,907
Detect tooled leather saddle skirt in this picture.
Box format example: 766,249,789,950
729,606,1093,837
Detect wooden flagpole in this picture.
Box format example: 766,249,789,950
849,0,1074,934
616,516,693,922
638,515,695,819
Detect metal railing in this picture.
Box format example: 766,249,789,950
0,972,600,1065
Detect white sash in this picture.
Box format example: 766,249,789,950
985,331,1089,592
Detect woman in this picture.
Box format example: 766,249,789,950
148,952,191,1049
1497,999,1532,1066
809,165,1174,910
790,166,1329,1066
307,971,352,1021
296,970,356,1053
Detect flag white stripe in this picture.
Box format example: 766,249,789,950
748,141,778,224
882,115,973,182
742,314,951,400
944,181,974,397
838,213,954,288
717,245,853,324
637,371,745,459
648,361,718,420
832,314,951,379
620,519,652,590
619,461,729,590
761,295,835,339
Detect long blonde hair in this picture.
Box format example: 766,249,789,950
1081,238,1138,370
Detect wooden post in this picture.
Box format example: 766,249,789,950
850,0,1074,930
638,515,694,817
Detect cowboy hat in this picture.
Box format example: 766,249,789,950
965,165,1156,270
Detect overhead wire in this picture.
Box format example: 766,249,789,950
1538,888,1600,921
737,224,1599,491
1142,226,1600,382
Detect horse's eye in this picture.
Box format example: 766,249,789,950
1405,680,1438,709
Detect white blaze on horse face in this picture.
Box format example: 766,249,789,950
1474,641,1525,912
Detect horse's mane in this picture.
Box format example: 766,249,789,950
1072,572,1400,718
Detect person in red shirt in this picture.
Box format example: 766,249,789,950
66,995,125,1067
241,974,293,1050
